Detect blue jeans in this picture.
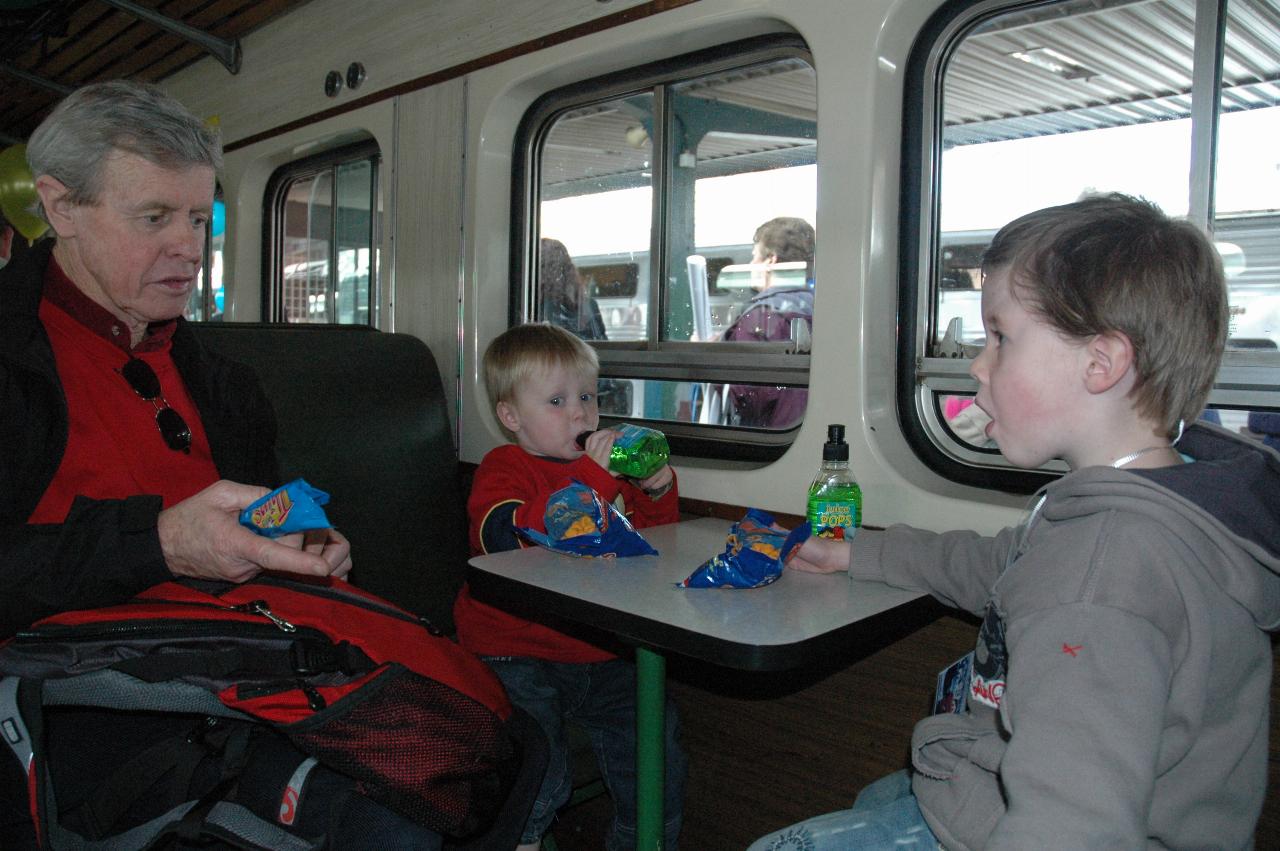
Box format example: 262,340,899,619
483,656,686,850
746,771,939,850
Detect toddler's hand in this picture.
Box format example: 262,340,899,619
583,429,621,476
637,464,674,499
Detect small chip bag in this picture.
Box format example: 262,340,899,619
239,478,332,538
516,481,658,558
677,509,810,588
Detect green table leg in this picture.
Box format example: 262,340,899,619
635,646,666,850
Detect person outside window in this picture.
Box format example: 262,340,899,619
721,216,814,428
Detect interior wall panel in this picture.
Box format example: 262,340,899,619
162,0,652,145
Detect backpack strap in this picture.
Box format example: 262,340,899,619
0,676,33,775
61,727,209,838
107,638,375,683
46,799,323,851
62,717,252,840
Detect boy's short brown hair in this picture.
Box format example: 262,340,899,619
483,323,599,410
982,193,1227,438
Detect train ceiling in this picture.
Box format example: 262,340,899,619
944,0,1280,145
0,0,314,144
1,0,1277,152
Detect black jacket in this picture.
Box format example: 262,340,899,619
0,238,279,639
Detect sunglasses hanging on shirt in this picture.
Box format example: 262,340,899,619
119,357,193,454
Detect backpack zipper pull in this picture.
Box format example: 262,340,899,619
241,600,297,632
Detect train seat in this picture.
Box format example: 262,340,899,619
190,322,465,632
188,322,545,850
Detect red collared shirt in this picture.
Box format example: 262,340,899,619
27,257,221,523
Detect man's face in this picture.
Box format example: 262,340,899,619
750,240,775,291
45,150,213,331
496,362,600,460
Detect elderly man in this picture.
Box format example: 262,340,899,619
0,80,357,847
0,81,351,640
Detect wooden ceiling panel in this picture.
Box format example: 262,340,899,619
0,0,314,143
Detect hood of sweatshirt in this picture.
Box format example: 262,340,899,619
1041,422,1280,631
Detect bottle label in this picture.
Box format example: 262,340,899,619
810,499,858,539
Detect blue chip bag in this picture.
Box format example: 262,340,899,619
239,478,332,538
677,508,810,588
516,481,658,558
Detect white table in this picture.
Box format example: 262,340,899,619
467,516,926,849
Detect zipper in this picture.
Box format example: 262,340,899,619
13,618,323,644
248,575,443,634
234,600,296,632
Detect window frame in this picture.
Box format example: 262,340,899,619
898,0,1280,493
511,34,816,463
262,140,381,325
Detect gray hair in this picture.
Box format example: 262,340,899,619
26,79,222,222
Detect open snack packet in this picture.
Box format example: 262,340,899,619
516,481,658,558
239,478,332,538
677,508,810,588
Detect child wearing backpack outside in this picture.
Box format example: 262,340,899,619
453,322,687,851
750,194,1280,850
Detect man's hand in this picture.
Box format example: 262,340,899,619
158,481,353,583
298,527,353,580
785,535,851,574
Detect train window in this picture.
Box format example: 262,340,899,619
516,36,816,459
903,0,1280,489
264,141,381,324
185,188,225,322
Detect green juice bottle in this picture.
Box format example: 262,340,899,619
576,424,670,479
807,423,862,540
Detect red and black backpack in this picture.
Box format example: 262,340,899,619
0,575,521,849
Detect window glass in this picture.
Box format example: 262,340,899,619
664,60,817,345
185,191,225,321
268,143,380,324
335,158,374,325
1215,0,1280,353
527,41,816,448
910,0,1280,484
283,169,334,323
538,93,653,342
935,0,1195,352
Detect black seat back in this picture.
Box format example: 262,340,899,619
189,323,467,634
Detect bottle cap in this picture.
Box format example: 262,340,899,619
823,423,848,462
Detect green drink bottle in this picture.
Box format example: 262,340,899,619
576,424,670,479
807,423,862,539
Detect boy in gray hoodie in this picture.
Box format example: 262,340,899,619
750,193,1280,850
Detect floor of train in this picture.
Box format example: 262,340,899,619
549,611,1280,851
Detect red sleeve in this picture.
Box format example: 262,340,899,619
467,445,623,554
621,468,679,529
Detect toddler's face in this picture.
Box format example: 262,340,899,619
969,267,1089,469
498,362,600,460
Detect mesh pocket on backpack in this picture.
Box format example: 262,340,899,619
282,663,517,838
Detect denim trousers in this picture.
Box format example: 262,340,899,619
746,771,939,851
483,655,687,850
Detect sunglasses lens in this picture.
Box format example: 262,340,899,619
121,358,162,399
155,407,192,452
